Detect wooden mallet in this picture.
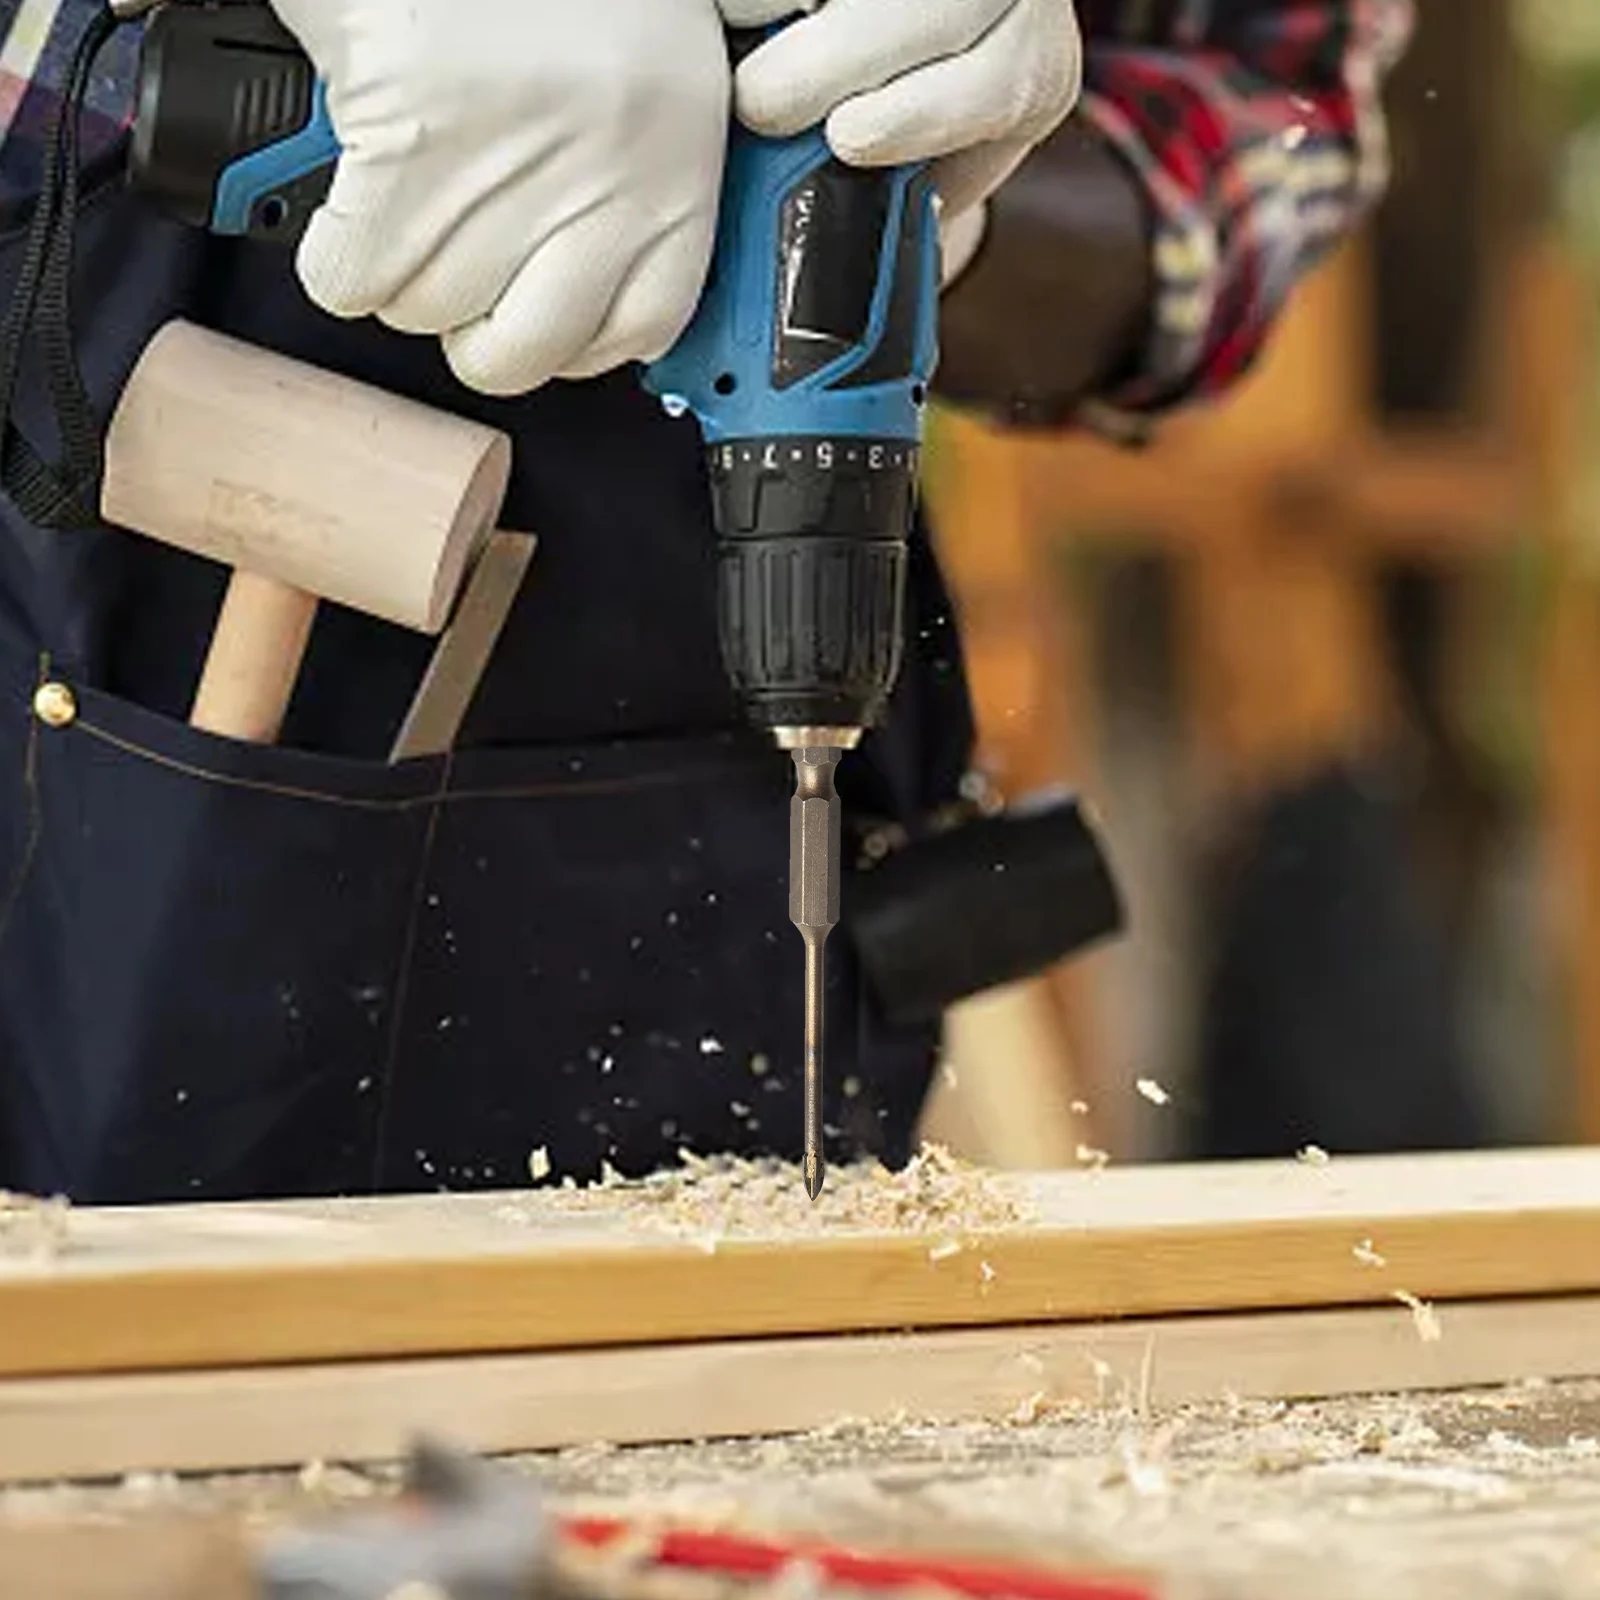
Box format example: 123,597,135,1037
101,320,519,746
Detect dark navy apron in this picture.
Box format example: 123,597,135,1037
0,141,977,1204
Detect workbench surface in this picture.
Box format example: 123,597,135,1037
8,1380,1600,1599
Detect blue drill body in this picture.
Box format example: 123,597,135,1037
207,78,336,237
181,43,939,455
641,125,938,451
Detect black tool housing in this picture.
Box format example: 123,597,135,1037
844,792,1125,1025
130,1,327,240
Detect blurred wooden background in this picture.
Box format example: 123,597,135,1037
916,0,1600,1166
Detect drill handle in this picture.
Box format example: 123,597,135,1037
130,1,338,240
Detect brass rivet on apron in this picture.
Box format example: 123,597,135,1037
32,681,77,729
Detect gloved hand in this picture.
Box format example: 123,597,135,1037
268,0,731,395
716,0,1082,226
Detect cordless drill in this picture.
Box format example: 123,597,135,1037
127,0,939,1198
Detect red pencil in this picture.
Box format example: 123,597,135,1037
561,1515,1159,1600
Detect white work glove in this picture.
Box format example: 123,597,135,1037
718,0,1082,228
268,0,731,395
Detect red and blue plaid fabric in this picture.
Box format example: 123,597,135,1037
0,0,136,199
1076,0,1413,412
0,0,1412,414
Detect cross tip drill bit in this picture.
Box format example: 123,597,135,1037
790,743,843,1201
803,1147,824,1203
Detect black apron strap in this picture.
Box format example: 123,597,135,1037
0,3,125,531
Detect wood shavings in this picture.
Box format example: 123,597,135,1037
750,1557,827,1600
1134,1078,1170,1107
1136,1331,1157,1417
1481,1430,1542,1460
295,1460,379,1503
1007,1391,1049,1426
1297,1145,1331,1166
1075,1145,1110,1170
1352,1238,1387,1267
0,1191,70,1261
529,1146,552,1182
1394,1290,1443,1342
1085,1353,1116,1406
115,1472,181,1505
1353,1415,1440,1457
389,1582,451,1600
1305,1458,1517,1501
22,1382,1600,1599
540,1143,1029,1241
1111,1433,1170,1497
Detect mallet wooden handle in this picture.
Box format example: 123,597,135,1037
189,570,320,744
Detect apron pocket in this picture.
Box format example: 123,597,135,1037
0,664,442,1203
374,734,937,1192
0,661,941,1202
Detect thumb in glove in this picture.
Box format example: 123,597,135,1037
716,0,1082,222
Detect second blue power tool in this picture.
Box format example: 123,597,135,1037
127,1,942,1198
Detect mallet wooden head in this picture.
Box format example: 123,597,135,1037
101,320,514,743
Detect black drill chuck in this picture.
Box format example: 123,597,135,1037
707,433,914,733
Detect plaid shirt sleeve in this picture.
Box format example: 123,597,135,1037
3,0,1412,421
0,0,137,213
1076,0,1415,418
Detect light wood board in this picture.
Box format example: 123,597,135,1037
0,1517,255,1600
3,1295,1599,1484
4,1149,1600,1379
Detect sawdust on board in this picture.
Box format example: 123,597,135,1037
11,1382,1600,1600
521,1143,1030,1241
0,1191,69,1260
1393,1289,1443,1342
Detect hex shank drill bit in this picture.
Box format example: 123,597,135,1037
790,746,842,1200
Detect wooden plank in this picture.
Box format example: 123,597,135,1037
3,1151,1600,1379
3,1294,1599,1484
0,1519,254,1600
